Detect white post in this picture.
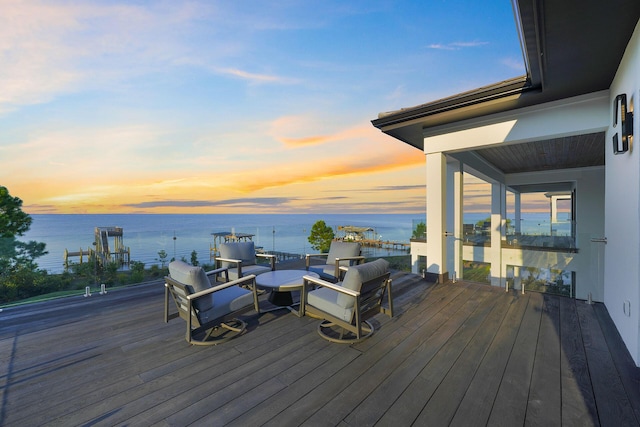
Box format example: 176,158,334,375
426,153,448,282
84,286,91,297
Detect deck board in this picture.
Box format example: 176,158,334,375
592,303,640,422
559,296,599,426
449,291,529,427
577,301,638,425
486,291,544,426
526,294,562,425
0,266,639,426
415,290,512,426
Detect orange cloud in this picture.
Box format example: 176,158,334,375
226,145,424,193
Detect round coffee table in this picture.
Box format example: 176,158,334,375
255,270,319,316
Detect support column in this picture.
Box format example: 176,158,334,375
446,159,463,282
490,182,506,287
426,152,448,283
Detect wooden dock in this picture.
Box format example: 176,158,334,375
336,225,410,251
354,238,410,251
1,261,639,425
63,227,130,269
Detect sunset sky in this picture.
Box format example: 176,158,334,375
0,0,524,214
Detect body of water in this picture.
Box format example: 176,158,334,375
20,212,569,274
22,214,420,274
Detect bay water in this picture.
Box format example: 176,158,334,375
20,212,568,274
22,214,422,274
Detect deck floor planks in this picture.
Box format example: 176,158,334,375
375,284,494,425
337,283,470,425
72,316,319,426
486,291,544,426
525,294,562,425
449,291,530,427
2,298,176,424
333,283,474,424
592,303,640,422
261,317,419,426
558,295,599,426
576,301,639,425
259,275,442,426
1,269,639,426
236,279,445,426
221,340,360,426
156,333,330,426
414,289,514,426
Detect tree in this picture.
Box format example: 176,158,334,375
156,249,168,268
0,186,32,238
0,186,47,273
0,187,48,303
412,222,426,239
308,220,335,252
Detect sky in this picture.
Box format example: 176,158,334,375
0,0,525,215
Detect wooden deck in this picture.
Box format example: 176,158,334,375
1,265,639,426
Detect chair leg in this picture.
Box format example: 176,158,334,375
316,320,374,343
188,319,247,346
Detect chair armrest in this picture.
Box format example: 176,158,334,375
305,253,329,269
334,255,365,264
215,257,242,266
332,256,365,279
256,253,276,270
302,275,359,297
215,257,243,277
205,266,229,283
205,266,229,275
187,274,257,300
338,265,349,281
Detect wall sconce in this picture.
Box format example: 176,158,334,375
613,93,633,154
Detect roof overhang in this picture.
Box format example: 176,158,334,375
372,0,640,152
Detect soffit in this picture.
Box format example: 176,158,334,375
474,132,605,174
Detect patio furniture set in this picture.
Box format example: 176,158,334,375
164,241,394,346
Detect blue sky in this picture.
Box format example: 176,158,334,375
0,0,524,214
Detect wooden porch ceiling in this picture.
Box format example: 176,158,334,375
473,131,605,175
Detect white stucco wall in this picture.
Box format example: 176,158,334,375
605,19,640,365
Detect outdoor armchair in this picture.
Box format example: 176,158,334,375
301,258,393,343
216,241,276,280
306,241,364,282
164,260,260,345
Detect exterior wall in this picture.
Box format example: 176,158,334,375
605,19,640,365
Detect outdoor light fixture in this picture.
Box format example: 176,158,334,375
613,93,633,154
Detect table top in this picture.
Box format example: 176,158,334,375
255,270,319,291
